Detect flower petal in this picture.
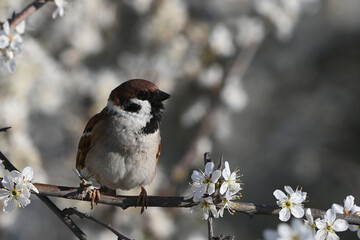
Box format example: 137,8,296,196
3,21,10,35
290,204,304,218
1,175,13,189
0,189,9,200
204,162,214,176
315,218,326,229
9,170,21,180
273,190,286,200
290,192,304,204
0,35,9,48
222,161,231,179
208,183,215,195
210,205,219,218
325,209,336,224
305,208,314,223
15,21,26,34
348,224,359,231
28,183,39,194
219,182,228,195
326,232,340,240
315,229,327,240
3,197,17,212
277,223,293,236
18,195,31,207
332,219,348,232
279,208,290,222
194,184,207,199
22,166,34,182
191,170,204,183
284,186,294,195
202,207,209,220
211,170,221,182
344,195,355,211
331,203,344,214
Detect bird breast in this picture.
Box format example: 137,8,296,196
85,113,160,190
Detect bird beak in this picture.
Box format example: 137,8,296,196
156,90,171,102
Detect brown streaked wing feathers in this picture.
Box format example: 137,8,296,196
76,110,107,169
156,143,161,164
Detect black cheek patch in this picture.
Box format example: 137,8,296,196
123,101,141,113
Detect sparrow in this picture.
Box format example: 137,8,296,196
75,79,170,212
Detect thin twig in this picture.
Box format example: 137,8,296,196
63,208,132,240
0,127,11,132
0,151,87,240
208,217,214,240
9,0,49,30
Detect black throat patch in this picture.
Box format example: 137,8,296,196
141,101,164,135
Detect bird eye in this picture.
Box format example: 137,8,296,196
123,101,141,113
137,91,150,100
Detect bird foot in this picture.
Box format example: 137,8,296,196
88,188,101,209
136,186,148,214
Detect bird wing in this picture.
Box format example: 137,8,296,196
76,109,107,170
156,142,161,164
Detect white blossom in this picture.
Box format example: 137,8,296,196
219,161,241,199
191,196,219,220
274,186,306,221
19,166,39,194
218,194,239,217
349,224,360,239
190,162,221,201
0,20,25,73
304,208,316,235
188,159,243,220
332,195,360,215
0,167,38,212
315,209,348,240
331,195,360,239
263,219,315,240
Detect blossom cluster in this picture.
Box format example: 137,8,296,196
270,189,360,240
0,0,70,74
0,20,25,73
0,167,38,212
188,161,242,220
274,186,307,222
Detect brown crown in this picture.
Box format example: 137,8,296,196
108,79,160,106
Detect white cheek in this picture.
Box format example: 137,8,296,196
106,99,152,129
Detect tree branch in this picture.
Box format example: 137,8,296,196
62,208,132,240
0,151,87,240
1,178,359,225
208,217,214,240
9,0,51,30
0,127,11,132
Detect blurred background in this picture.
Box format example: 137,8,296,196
0,0,360,239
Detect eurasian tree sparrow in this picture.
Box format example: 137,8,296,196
76,79,170,212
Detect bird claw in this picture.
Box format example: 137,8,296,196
136,186,148,214
88,188,101,209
